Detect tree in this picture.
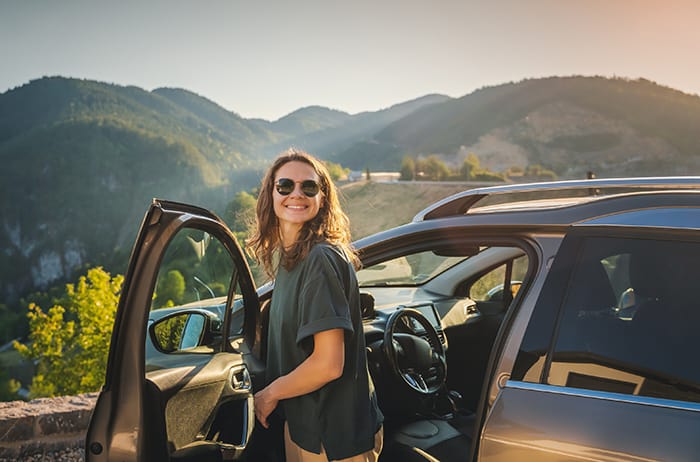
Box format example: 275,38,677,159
423,155,450,181
224,190,257,233
525,164,558,180
14,267,123,398
399,156,415,181
154,269,185,308
323,161,349,181
471,170,506,182
460,153,480,180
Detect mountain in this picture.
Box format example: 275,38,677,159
340,76,700,177
152,86,283,151
291,94,451,162
0,77,444,317
271,106,353,136
259,94,451,159
0,77,299,303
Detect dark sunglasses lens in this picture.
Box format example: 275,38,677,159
301,180,320,197
275,178,295,195
275,179,320,197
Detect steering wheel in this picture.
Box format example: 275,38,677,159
383,308,447,395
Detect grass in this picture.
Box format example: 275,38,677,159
340,181,481,239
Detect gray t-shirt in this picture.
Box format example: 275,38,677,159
266,243,383,459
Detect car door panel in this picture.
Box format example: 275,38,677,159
86,200,260,462
444,255,523,412
147,354,253,452
445,309,504,411
480,231,700,461
480,382,700,461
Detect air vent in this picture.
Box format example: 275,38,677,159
421,330,446,348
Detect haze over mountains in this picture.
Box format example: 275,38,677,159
2,75,700,314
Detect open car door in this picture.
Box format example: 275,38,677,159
86,199,262,462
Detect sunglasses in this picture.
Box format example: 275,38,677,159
274,178,321,197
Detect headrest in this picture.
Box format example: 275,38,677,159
567,259,616,311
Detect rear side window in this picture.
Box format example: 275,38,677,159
470,255,528,302
548,236,700,403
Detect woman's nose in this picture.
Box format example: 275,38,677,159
289,183,305,197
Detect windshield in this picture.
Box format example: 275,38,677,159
357,250,468,286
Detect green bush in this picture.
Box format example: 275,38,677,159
14,267,123,398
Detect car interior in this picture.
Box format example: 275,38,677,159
143,226,532,462
349,242,530,461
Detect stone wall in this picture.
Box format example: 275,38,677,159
0,394,96,462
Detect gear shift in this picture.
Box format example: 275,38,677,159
447,390,463,414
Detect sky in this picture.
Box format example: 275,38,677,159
1,0,699,121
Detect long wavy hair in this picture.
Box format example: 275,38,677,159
246,148,359,279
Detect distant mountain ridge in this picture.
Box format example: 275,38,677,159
264,94,451,158
0,76,446,309
2,74,700,327
358,76,700,176
271,105,353,136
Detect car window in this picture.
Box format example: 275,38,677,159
470,255,528,302
146,227,239,367
152,229,234,309
548,236,700,403
357,250,467,286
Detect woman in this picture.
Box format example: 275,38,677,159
248,149,383,462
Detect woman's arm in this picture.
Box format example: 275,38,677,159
254,328,345,428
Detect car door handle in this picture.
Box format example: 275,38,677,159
230,365,252,391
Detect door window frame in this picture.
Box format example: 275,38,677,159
512,225,700,406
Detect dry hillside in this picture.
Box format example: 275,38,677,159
340,181,483,239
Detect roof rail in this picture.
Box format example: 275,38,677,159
413,176,700,221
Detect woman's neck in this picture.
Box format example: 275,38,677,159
279,223,302,249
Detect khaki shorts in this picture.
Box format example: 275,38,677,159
284,422,383,462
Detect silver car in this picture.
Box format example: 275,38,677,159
87,177,700,461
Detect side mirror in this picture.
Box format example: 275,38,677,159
149,310,222,353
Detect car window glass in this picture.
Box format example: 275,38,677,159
548,236,700,403
470,255,528,302
152,229,234,309
357,250,467,286
512,235,583,383
146,227,238,368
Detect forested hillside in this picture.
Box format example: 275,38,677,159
0,78,271,312
0,77,445,341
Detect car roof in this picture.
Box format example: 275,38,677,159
578,207,700,230
414,177,700,221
